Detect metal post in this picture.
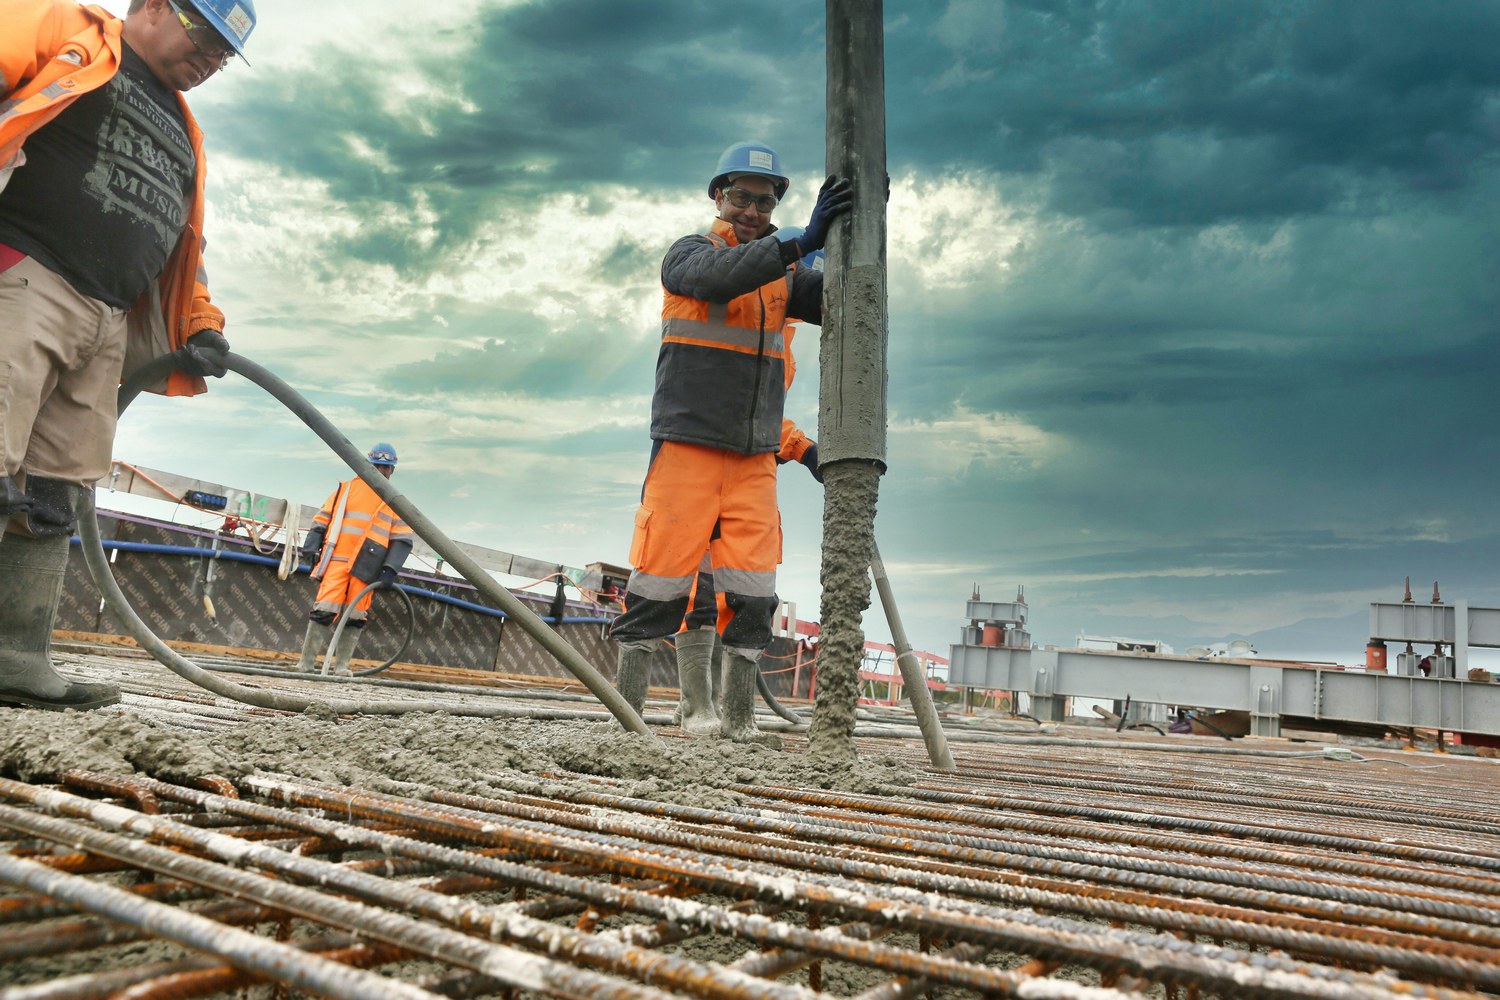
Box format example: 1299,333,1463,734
1455,601,1469,677
872,541,955,769
809,0,888,758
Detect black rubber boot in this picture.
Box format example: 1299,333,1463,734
290,621,323,673
614,641,656,717
328,626,360,677
674,627,720,737
0,531,120,711
718,647,781,747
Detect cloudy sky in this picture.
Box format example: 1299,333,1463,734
97,0,1500,665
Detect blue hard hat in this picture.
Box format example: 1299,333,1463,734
184,0,256,59
367,443,398,468
709,142,789,201
773,226,825,272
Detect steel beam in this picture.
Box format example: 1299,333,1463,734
1370,601,1500,648
947,644,1500,737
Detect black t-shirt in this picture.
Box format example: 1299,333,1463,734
0,43,195,309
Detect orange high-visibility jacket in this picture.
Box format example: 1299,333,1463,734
0,0,225,398
655,218,823,455
309,477,412,616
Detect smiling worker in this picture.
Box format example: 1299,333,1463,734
608,141,852,743
0,0,255,710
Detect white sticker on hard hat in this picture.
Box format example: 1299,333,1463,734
748,150,774,170
222,5,253,42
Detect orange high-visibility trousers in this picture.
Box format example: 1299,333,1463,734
611,441,780,648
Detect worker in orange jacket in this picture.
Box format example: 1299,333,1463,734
609,141,851,742
291,444,414,677
0,0,255,711
671,233,825,727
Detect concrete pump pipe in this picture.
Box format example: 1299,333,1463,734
96,351,653,736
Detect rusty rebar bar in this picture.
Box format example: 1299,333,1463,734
234,773,1487,999
0,791,679,1000
0,850,438,1000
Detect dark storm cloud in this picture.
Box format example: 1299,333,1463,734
886,1,1500,225
207,0,828,272
202,0,1499,268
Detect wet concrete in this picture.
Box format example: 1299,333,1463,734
807,461,880,761
0,707,917,809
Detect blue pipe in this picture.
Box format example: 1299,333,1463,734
76,538,614,625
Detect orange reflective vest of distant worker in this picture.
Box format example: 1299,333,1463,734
309,477,412,619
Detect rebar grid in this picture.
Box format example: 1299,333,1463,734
0,738,1497,999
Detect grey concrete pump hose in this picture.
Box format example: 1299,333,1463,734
97,351,653,736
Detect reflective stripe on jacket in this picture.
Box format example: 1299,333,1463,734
652,218,823,455
0,0,224,398
309,476,412,584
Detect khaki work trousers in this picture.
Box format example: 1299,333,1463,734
0,255,127,487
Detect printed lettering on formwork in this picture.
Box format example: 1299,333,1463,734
81,67,192,245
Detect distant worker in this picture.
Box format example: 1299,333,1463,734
609,141,852,742
292,444,413,677
0,0,256,711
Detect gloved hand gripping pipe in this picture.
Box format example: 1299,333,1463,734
101,351,654,736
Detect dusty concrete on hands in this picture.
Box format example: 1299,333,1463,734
0,707,916,808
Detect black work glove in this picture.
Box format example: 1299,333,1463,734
176,330,230,378
378,565,399,588
799,443,824,484
797,175,854,254
299,525,326,562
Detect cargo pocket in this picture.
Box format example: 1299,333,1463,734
350,537,389,582
775,510,784,565
628,505,653,568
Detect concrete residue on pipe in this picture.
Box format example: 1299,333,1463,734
807,462,881,762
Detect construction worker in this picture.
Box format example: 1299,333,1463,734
0,0,255,711
609,141,852,742
291,444,413,677
672,230,825,727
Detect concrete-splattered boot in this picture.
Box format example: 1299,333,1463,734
710,632,724,712
290,621,323,673
328,627,360,677
674,627,720,737
614,641,656,718
0,531,120,711
718,647,781,748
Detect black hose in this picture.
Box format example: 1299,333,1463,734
756,670,808,726
1190,713,1239,741
105,351,652,735
1127,722,1168,737
320,580,417,677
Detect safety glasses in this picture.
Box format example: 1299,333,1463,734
165,0,236,67
723,186,778,213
